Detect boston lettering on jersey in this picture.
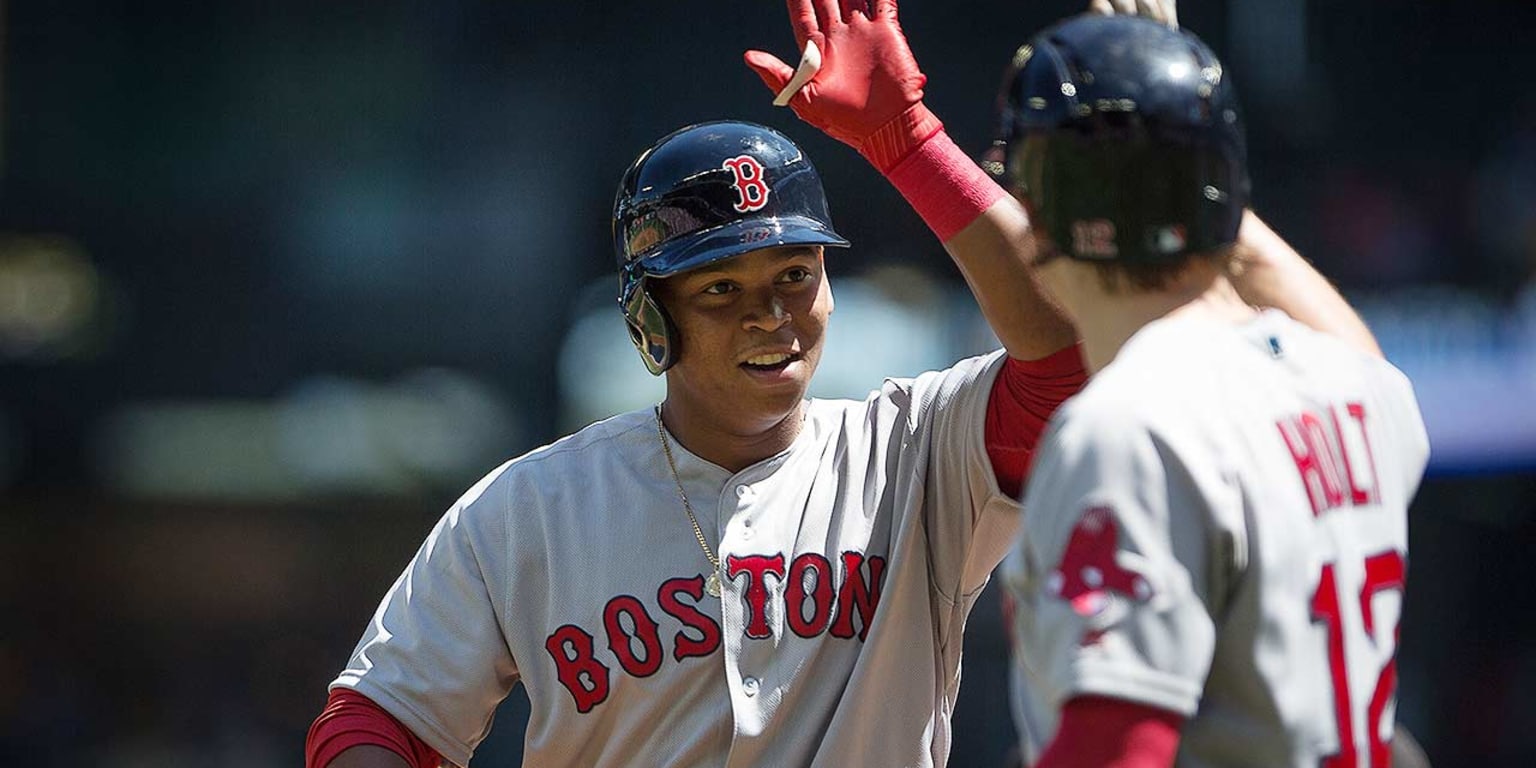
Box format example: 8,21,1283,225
544,550,887,714
1275,401,1381,516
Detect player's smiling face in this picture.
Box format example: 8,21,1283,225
652,244,832,433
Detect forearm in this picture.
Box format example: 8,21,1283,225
942,196,1077,359
880,127,1076,360
1233,210,1382,358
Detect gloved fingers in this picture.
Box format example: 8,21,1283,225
787,0,819,48
743,49,795,95
1087,0,1117,16
812,0,842,30
1137,0,1178,27
1159,0,1179,28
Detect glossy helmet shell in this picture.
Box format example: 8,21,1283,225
1003,15,1249,263
613,120,849,374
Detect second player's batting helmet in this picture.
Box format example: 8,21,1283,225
613,120,849,374
1001,15,1249,263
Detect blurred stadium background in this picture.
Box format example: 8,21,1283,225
2,0,1532,765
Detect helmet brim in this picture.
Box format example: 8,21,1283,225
635,214,850,278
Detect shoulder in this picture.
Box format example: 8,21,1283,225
506,408,655,471
883,351,1012,436
801,351,1008,421
1039,329,1215,468
451,408,656,518
1253,310,1425,410
870,350,1009,410
1043,381,1157,463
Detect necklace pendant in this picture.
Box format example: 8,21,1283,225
705,571,723,597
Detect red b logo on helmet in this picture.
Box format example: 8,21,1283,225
723,155,770,213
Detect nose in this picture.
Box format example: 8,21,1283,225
743,290,791,332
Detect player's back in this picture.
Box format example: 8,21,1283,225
1118,310,1426,767
1012,310,1429,768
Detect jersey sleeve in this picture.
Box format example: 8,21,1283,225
1007,403,1224,721
900,350,1023,600
330,468,520,768
305,688,444,768
985,345,1090,498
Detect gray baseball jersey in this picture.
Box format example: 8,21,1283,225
1003,310,1428,767
332,351,1019,767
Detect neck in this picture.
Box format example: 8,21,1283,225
1066,268,1257,374
657,400,805,473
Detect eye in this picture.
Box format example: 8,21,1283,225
701,280,735,296
779,266,814,284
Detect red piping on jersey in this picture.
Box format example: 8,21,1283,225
1036,695,1184,768
985,345,1089,498
306,688,443,768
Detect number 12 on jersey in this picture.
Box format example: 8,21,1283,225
1311,550,1405,768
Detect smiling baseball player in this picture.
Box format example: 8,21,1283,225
305,76,1086,768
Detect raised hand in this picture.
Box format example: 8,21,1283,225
744,0,937,170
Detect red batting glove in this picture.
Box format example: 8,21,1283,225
744,0,942,173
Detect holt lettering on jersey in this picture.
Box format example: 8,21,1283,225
544,550,887,713
1275,401,1381,516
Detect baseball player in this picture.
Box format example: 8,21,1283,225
986,14,1430,767
304,111,1088,764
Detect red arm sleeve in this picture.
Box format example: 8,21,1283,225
985,344,1089,498
1035,695,1184,768
306,688,444,768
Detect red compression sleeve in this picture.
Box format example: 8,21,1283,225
881,126,1009,242
1036,695,1184,768
306,688,444,768
985,345,1089,498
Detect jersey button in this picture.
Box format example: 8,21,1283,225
735,484,754,500
742,676,760,697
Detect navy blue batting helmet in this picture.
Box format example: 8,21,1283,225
613,120,849,374
1002,15,1249,263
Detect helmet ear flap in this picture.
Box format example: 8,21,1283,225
622,281,678,375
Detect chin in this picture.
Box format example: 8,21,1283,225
761,383,810,410
744,384,810,423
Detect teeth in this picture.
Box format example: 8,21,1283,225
746,353,792,366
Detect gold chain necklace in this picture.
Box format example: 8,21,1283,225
654,405,724,597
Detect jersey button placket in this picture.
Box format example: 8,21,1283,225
733,484,757,543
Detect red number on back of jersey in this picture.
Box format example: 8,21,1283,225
1311,550,1405,768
